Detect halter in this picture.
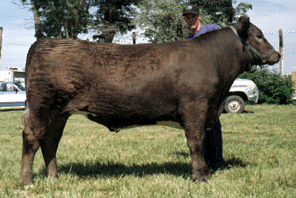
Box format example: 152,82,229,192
229,26,275,64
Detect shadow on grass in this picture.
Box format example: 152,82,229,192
173,152,248,171
242,110,254,114
57,161,192,179
35,155,248,180
224,156,248,169
0,108,25,112
221,110,255,114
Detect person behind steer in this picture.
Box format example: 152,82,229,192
183,5,225,169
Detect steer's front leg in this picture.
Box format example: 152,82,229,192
186,133,209,182
180,100,210,182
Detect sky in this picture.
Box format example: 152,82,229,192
0,0,295,75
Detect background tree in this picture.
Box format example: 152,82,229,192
189,0,252,26
20,0,140,42
92,0,141,43
20,0,42,40
133,0,190,43
134,0,252,43
21,0,91,39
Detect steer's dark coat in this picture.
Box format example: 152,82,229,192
20,17,280,185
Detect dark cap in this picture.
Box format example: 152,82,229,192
183,5,200,16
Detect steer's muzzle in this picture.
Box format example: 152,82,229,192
266,50,281,65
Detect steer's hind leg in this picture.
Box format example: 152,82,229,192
40,114,69,179
19,115,46,185
180,100,210,182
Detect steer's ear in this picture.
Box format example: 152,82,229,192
238,16,249,23
237,16,250,41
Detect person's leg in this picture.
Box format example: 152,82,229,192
204,119,225,169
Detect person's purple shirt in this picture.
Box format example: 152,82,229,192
188,24,220,39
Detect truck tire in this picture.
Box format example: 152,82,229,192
224,95,245,114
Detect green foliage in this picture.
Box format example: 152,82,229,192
21,0,139,41
240,67,294,104
134,0,252,43
92,0,140,43
134,0,191,43
31,0,91,39
234,1,253,21
190,0,252,26
190,0,233,26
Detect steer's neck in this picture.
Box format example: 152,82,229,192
214,27,252,82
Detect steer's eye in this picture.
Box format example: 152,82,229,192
257,35,263,40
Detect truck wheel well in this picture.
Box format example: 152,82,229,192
228,92,247,101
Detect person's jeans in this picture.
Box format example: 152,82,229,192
204,120,225,169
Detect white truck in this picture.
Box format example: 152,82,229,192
225,78,259,113
0,81,26,110
0,68,25,87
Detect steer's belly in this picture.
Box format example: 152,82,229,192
70,110,183,131
155,121,183,129
125,121,183,130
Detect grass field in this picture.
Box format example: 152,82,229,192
0,104,296,197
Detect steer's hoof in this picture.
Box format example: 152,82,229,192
19,177,33,188
192,176,208,183
192,168,212,182
192,175,209,183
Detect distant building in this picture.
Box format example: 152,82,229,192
0,67,25,87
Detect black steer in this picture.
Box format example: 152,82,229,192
20,17,280,185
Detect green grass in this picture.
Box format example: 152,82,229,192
0,104,296,197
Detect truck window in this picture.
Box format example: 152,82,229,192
14,82,25,91
0,83,7,91
7,83,17,91
0,82,18,92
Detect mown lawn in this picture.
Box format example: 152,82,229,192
0,104,295,197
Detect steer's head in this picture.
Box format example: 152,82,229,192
234,16,281,66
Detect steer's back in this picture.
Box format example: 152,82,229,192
26,39,190,90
